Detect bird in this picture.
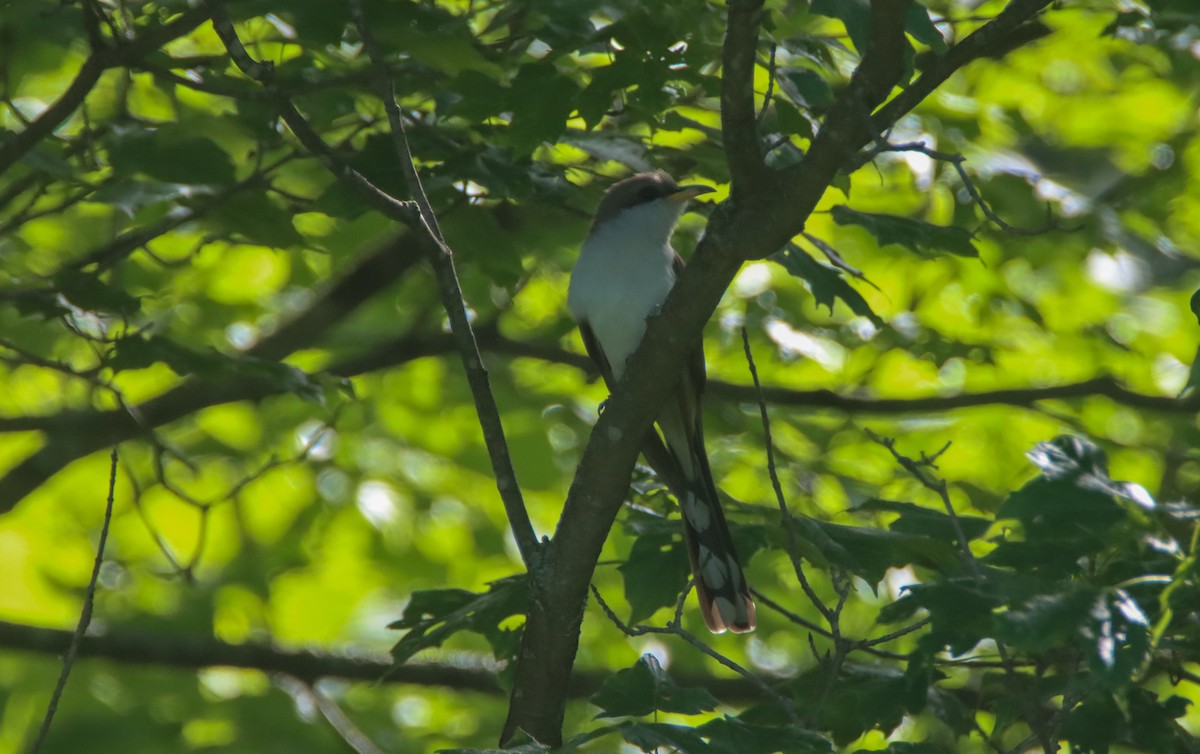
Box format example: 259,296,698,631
567,170,756,634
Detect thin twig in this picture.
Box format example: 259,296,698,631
741,327,832,621
866,430,1056,753
290,680,388,754
853,140,1062,236
27,448,118,754
757,42,778,123
588,583,803,725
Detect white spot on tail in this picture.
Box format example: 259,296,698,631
699,545,728,589
683,493,711,531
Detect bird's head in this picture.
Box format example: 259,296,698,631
589,171,714,242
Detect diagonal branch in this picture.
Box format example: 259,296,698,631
27,449,118,754
871,0,1053,133
344,0,537,566
205,0,536,564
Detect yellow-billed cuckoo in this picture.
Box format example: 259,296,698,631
568,170,756,634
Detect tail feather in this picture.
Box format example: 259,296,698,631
659,404,755,633
681,489,755,633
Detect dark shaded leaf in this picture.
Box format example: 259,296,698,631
858,499,991,542
994,586,1101,652
209,192,307,248
108,124,236,186
591,654,718,718
852,744,944,754
91,179,211,217
389,575,527,664
508,62,579,153
771,245,883,325
621,722,710,754
882,579,1001,655
830,205,978,258
1083,589,1149,684
697,716,832,754
905,4,948,53
618,530,690,625
53,270,142,316
807,518,963,583
108,334,326,401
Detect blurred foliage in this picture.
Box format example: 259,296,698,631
1,0,1200,752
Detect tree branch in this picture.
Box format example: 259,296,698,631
345,0,537,567
871,0,1053,133
721,0,768,190
27,449,117,754
502,2,914,744
0,619,765,702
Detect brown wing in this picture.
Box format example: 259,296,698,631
577,320,616,391
579,318,688,491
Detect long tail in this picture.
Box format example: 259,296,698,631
657,402,755,634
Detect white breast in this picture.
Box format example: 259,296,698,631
568,201,681,379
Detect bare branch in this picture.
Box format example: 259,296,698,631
344,0,537,566
0,619,771,702
741,328,831,621
871,0,1054,133
284,680,388,754
27,448,118,754
207,3,418,225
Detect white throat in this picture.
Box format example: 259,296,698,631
567,199,686,379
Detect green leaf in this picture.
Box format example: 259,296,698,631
858,499,991,542
780,68,834,112
388,575,527,664
53,270,142,316
1061,691,1122,754
815,670,911,744
884,579,1001,655
508,62,579,153
852,744,944,754
618,530,690,625
90,179,211,217
1025,435,1155,509
830,205,978,259
1084,589,1150,684
208,192,307,248
994,586,1102,653
807,519,962,583
905,4,948,53
108,124,236,186
771,246,883,325
697,717,833,754
810,0,871,53
620,722,710,754
108,334,326,401
591,654,718,718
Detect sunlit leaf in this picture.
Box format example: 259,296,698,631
830,205,978,259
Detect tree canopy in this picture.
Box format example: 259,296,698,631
2,0,1200,752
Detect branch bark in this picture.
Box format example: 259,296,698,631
502,1,917,744
0,619,764,702
721,0,768,190
345,0,538,566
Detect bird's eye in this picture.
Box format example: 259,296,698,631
637,187,658,203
